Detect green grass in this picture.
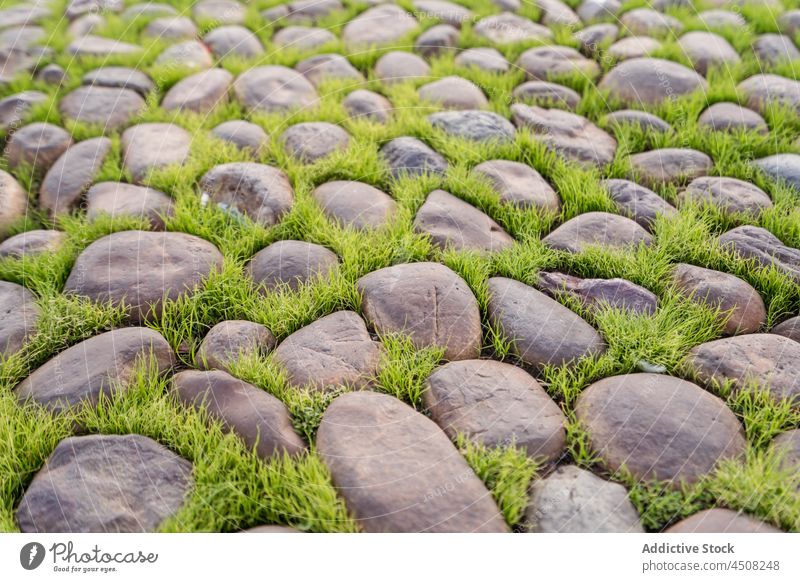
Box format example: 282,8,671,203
0,0,799,532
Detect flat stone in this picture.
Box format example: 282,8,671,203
575,23,619,55
41,132,90,191
543,212,653,253
154,41,213,70
473,159,559,211
380,137,448,179
413,0,472,27
629,148,713,187
0,25,44,51
211,120,268,153
517,45,600,82
317,391,508,532
754,153,800,190
66,0,123,20
122,3,177,19
272,26,336,50
63,231,224,324
204,25,264,59
605,110,671,133
525,465,644,532
312,180,397,230
576,373,746,485
162,68,233,114
172,370,305,458
67,13,104,37
4,122,72,177
0,48,37,86
424,359,566,460
599,58,707,106
537,271,658,316
601,178,677,231
771,429,800,469
233,65,319,113
699,10,746,28
455,47,509,73
197,320,276,371
295,54,364,87
193,0,246,24
16,434,192,533
247,240,338,291
666,509,783,533
772,316,800,343
685,334,800,405
0,281,39,357
779,9,800,36
719,225,800,282
415,24,459,58
199,163,294,226
673,263,766,335
428,110,515,143
680,176,772,217
14,327,175,413
413,189,513,253
357,262,481,361
85,182,174,229
273,311,382,391
0,4,50,30
512,81,581,110
0,229,65,259
0,90,45,132
342,5,417,48
286,0,343,23
620,8,683,37
473,12,552,44
697,103,768,134
511,104,617,168
738,74,800,116
343,90,392,123
67,34,141,56
487,277,607,368
60,86,144,131
82,67,154,97
144,16,198,41
679,31,740,76
418,77,488,111
0,169,27,237
753,34,799,65
538,0,581,26
607,36,662,60
122,123,191,183
577,0,621,22
280,122,349,163
374,51,430,85
37,64,66,85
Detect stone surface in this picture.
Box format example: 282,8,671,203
60,86,144,131
487,276,607,368
543,212,653,253
666,509,783,533
575,23,619,55
162,68,233,114
211,120,268,153
605,110,671,133
413,189,513,252
428,110,515,143
286,0,343,23
419,76,488,110
16,434,192,533
122,123,191,184
342,5,418,48
697,103,769,134
0,229,64,259
511,104,617,168
685,334,800,405
0,169,28,237
295,54,364,87
82,67,154,97
601,178,677,231
525,465,644,533
272,26,336,50
4,122,72,177
517,46,599,82
537,271,658,316
719,225,800,283
0,281,39,358
415,24,459,58
199,163,294,227
155,40,213,70
771,429,800,469
620,8,683,37
84,182,174,229
172,370,305,458
234,66,319,113
629,148,713,187
0,90,46,132
357,262,481,361
772,316,800,343
247,240,338,291
512,81,581,110
576,373,746,485
14,327,175,413
68,34,141,56
753,34,799,64
40,137,112,217
473,13,552,44
699,9,746,28
280,122,349,163
373,51,430,85
413,0,472,27
680,176,772,217
424,359,566,460
380,137,448,179
599,58,707,106
678,31,740,76
343,90,392,123
754,153,800,190
673,263,766,335
204,25,264,59
312,180,397,230
193,0,246,24
273,311,382,391
607,36,662,60
144,16,198,41
738,74,800,116
317,391,508,532
63,231,223,323
473,159,560,211
197,320,276,371
454,47,509,73
578,0,621,22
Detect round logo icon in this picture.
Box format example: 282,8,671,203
20,542,46,570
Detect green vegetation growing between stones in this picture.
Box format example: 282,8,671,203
0,0,799,532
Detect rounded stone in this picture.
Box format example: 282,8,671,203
772,316,800,343
286,0,343,23
0,169,28,237
607,36,662,61
312,180,397,230
599,58,708,107
203,25,264,59
67,34,141,56
0,281,39,358
771,429,800,469
233,66,319,113
678,31,740,76
122,123,191,184
211,120,268,153
197,320,276,372
273,311,383,391
575,23,619,55
412,0,472,27
601,178,677,231
144,16,198,41
280,122,350,163
512,81,581,110
578,0,621,22
697,103,768,134
14,327,175,413
753,34,799,65
380,137,448,179
60,86,144,131
629,148,713,187
487,276,607,368
428,110,515,143
665,509,782,533
620,8,683,37
537,271,658,316
342,5,418,48
754,153,800,191
685,334,800,405
16,434,192,533
199,163,294,227
343,90,392,123
357,262,481,361
699,10,746,29
415,24,459,58
418,76,488,111
423,359,566,461
719,225,800,283
172,370,305,459
316,391,508,532
40,137,112,217
4,122,72,177
0,229,65,259
473,12,552,44
454,47,509,73
680,176,772,217
604,110,672,133
193,0,246,24
413,189,513,253
737,74,800,116
517,45,599,82
82,66,154,97
373,51,430,85
84,182,174,229
0,90,46,132
272,26,336,50
162,68,233,114
543,212,653,253
247,240,338,292
473,159,560,211
295,54,364,87
63,231,224,324
576,373,746,485
538,0,580,26
154,40,213,70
